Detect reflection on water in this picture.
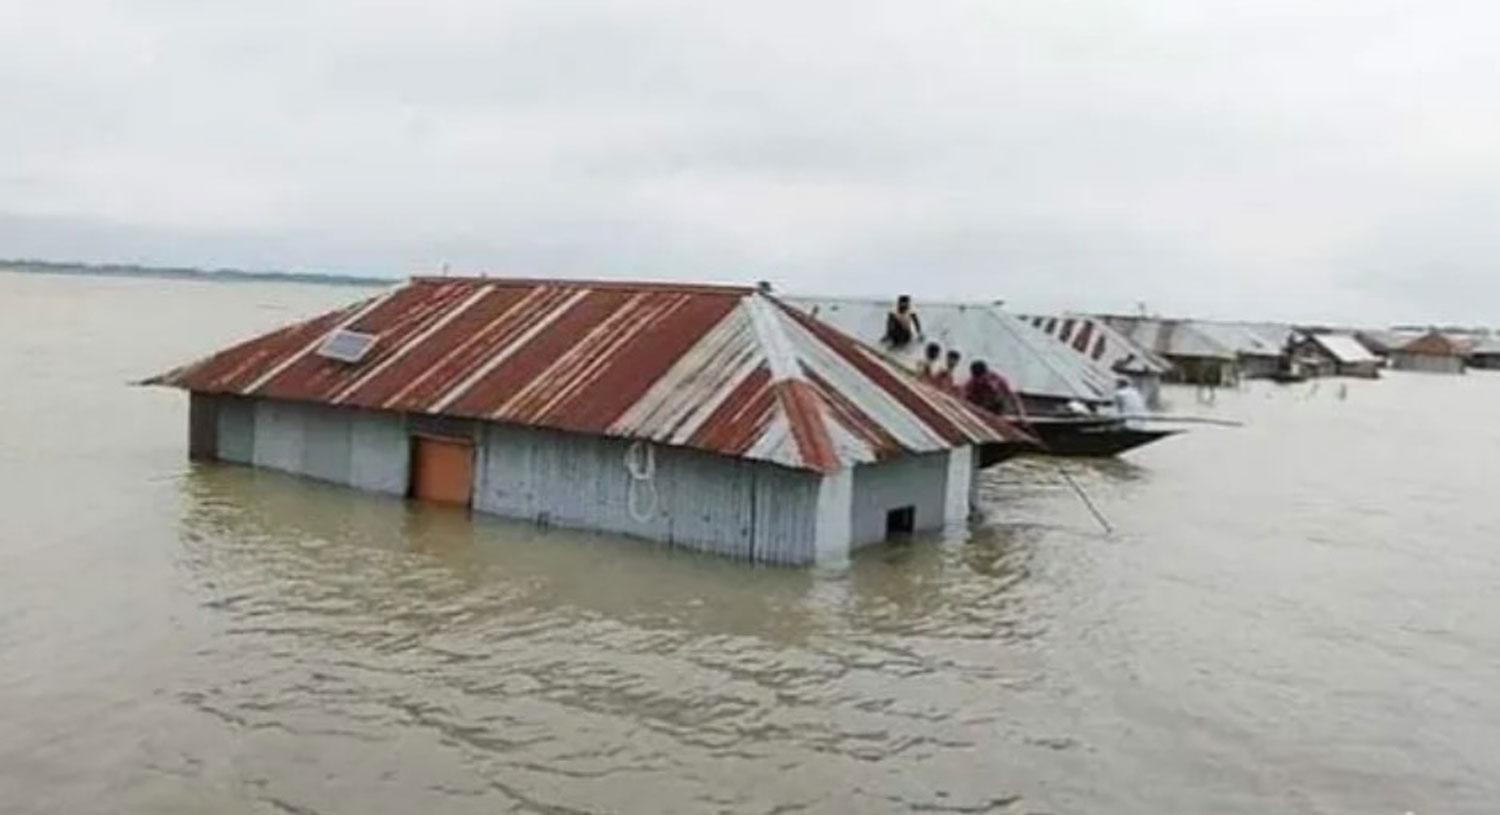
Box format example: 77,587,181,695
5,273,1500,814
170,465,1048,814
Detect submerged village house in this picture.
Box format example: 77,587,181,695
1097,316,1239,385
1024,313,1172,407
1098,316,1293,385
1389,330,1468,374
147,277,1027,565
1466,336,1500,370
782,297,1116,413
1288,332,1382,379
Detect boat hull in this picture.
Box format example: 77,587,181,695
977,417,1180,466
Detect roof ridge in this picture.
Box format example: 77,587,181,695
407,275,755,295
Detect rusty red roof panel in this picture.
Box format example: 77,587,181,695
151,277,1024,472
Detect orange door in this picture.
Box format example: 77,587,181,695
410,435,474,506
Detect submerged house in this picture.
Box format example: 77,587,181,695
1024,313,1172,407
1466,336,1500,370
1289,332,1382,378
1097,316,1240,386
1098,316,1293,384
1194,321,1291,380
1389,330,1467,374
147,277,1025,565
782,297,1115,412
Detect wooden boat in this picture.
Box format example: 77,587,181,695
977,415,1181,466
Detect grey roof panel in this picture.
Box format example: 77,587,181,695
785,297,1115,402
1311,333,1380,364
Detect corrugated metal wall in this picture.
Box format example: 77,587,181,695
850,451,950,546
473,424,823,563
1391,353,1466,374
348,411,409,494
188,393,218,460
194,396,970,564
215,395,256,464
214,398,409,495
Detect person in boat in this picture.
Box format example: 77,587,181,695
916,342,944,380
1113,376,1148,429
882,295,923,350
964,360,1026,418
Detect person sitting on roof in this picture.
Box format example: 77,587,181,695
882,295,923,350
916,342,943,380
939,349,963,393
964,360,1025,418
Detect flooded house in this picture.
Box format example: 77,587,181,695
1098,316,1293,383
782,296,1115,413
1024,313,1172,407
1193,321,1291,380
1389,330,1467,374
1466,336,1500,370
1289,332,1382,378
1096,316,1240,386
146,277,1026,565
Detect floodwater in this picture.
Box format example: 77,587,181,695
2,271,1496,815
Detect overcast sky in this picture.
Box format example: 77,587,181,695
3,0,1498,324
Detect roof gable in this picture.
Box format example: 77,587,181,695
1399,330,1465,356
1024,313,1172,374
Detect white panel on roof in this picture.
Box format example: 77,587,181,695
316,329,377,363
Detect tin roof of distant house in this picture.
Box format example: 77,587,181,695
1399,330,1467,357
147,276,1024,473
1097,316,1239,361
1193,321,1289,358
783,297,1116,403
1354,330,1408,354
1467,335,1500,355
1308,333,1380,365
1023,313,1172,375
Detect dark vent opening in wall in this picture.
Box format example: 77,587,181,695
885,506,916,539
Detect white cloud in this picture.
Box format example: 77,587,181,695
4,0,1500,324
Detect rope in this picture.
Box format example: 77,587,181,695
1014,415,1115,536
625,441,659,523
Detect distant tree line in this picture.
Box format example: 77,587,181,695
0,258,392,287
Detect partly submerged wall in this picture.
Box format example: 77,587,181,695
192,393,409,495
1390,352,1465,374
472,423,823,564
187,394,977,565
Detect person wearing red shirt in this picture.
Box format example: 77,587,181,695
963,360,1025,418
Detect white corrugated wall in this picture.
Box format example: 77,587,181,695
1391,353,1465,374
216,396,256,464
472,424,823,563
239,400,408,495
205,399,973,564
849,452,950,546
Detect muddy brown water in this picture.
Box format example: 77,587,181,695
2,271,1496,813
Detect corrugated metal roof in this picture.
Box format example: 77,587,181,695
1309,333,1379,364
784,297,1115,403
1224,321,1295,354
1193,321,1286,358
1022,313,1172,375
1354,329,1410,354
1399,330,1466,357
1467,335,1500,355
1098,316,1238,361
148,277,1023,473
